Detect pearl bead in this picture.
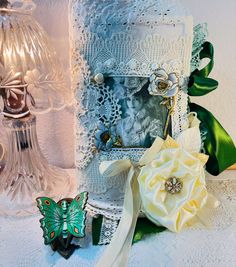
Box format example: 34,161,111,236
94,73,104,84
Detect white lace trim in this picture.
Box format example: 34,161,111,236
70,0,193,77
172,87,189,138
191,23,208,72
70,0,190,37
98,217,119,245
71,32,193,77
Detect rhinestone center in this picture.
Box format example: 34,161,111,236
165,177,183,194
157,81,169,91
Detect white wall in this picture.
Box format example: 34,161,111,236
0,0,235,168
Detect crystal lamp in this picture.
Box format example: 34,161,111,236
0,0,75,216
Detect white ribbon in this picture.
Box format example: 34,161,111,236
96,160,141,267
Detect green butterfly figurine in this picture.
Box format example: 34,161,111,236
36,192,88,245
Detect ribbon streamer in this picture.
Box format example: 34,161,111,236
190,103,236,175
96,163,141,267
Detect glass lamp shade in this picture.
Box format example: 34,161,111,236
0,0,72,118
0,1,76,216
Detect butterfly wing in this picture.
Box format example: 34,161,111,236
66,192,88,238
36,197,64,244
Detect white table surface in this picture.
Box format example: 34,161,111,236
1,170,236,267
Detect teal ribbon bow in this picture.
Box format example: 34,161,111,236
188,42,236,175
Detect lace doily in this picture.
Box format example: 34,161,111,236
75,82,121,169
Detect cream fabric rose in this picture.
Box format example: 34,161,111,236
138,140,208,232
137,114,215,232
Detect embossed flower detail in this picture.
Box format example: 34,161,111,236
148,68,179,98
24,69,44,105
0,63,25,101
24,68,65,109
24,69,41,91
95,122,120,151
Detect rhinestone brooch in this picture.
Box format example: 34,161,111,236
165,177,183,194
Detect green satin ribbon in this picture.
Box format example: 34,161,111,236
92,215,103,245
188,42,236,175
133,218,166,244
188,42,219,96
189,103,236,175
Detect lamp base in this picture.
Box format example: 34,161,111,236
0,115,76,217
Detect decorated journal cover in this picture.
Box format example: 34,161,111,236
69,0,236,252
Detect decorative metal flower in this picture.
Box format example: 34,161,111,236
165,177,183,194
148,68,179,98
95,122,120,151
